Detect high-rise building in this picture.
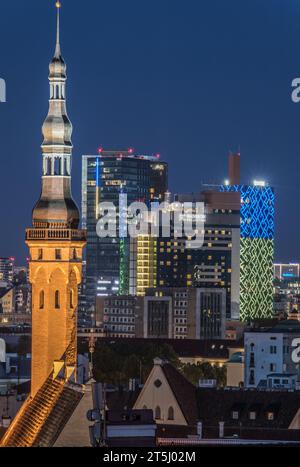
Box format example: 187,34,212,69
82,151,168,312
0,258,15,284
139,288,226,340
221,181,275,321
156,190,240,320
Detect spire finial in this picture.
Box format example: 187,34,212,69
55,1,62,57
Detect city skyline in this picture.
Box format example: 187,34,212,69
1,0,300,264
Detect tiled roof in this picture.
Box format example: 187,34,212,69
197,388,300,431
0,373,84,447
161,362,198,426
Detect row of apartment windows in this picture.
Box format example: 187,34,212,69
106,317,135,324
104,325,135,332
104,308,134,315
175,319,187,324
104,300,134,307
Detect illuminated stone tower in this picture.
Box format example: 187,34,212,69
26,2,86,397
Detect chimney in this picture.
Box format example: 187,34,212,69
228,152,240,186
219,421,225,438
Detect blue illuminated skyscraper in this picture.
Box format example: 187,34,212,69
221,182,275,321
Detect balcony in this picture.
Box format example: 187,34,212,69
26,229,86,242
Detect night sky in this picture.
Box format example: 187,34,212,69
0,0,300,264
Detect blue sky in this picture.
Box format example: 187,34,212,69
0,0,300,263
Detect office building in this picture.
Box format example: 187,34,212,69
156,188,240,320
96,287,226,340
0,258,15,284
142,288,226,340
244,319,300,389
221,181,275,321
82,151,168,312
274,263,300,281
96,295,141,338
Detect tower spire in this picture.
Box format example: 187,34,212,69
55,1,62,57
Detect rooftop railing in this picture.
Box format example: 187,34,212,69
26,229,86,242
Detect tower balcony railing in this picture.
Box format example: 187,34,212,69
26,228,86,242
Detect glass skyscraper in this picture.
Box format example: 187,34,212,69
82,150,168,317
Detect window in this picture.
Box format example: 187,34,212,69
72,249,77,260
154,379,162,388
55,249,62,260
270,363,276,372
155,406,161,420
232,411,239,420
39,290,45,310
38,249,43,260
267,412,274,421
249,412,256,420
270,346,277,355
55,290,60,309
168,407,174,421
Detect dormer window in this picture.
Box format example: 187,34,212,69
267,412,274,421
232,411,239,420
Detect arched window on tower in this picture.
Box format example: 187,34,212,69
54,158,62,176
64,158,69,176
39,290,45,310
46,158,52,176
70,289,74,309
155,406,161,420
55,290,60,309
